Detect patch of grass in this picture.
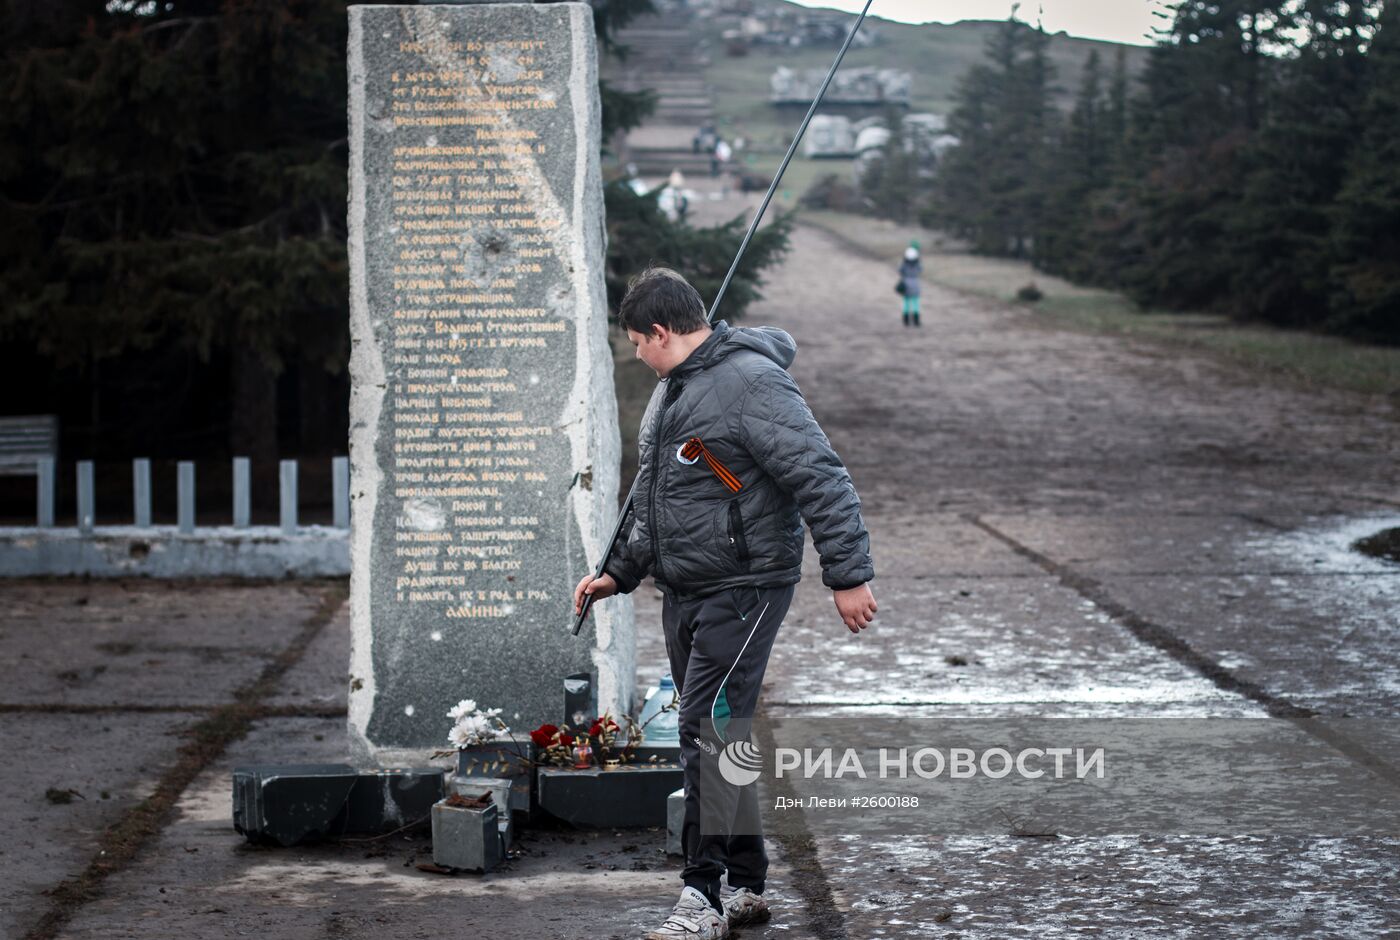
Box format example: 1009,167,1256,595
799,209,1400,399
1030,295,1400,399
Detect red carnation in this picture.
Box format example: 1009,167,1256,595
530,723,559,747
589,721,604,736
558,732,575,747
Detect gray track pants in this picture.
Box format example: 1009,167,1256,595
662,582,795,897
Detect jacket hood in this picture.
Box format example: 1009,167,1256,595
674,320,797,378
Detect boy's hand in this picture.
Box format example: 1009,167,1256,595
834,583,877,634
573,572,619,615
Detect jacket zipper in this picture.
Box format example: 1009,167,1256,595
728,500,750,565
649,380,680,584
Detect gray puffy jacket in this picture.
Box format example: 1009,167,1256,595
605,320,874,597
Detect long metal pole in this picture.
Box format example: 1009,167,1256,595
574,0,876,636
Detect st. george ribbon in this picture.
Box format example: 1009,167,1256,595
573,0,877,636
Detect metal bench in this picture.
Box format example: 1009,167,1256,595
0,415,58,475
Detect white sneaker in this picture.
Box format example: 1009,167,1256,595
645,886,729,939
721,885,771,926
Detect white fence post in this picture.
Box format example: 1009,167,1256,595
279,459,298,535
232,457,251,528
133,458,152,527
177,461,196,534
37,457,55,528
76,461,95,534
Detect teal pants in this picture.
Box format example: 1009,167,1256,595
902,294,920,324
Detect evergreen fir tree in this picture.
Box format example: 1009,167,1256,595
603,182,791,320
0,0,353,464
1037,49,1105,279
934,12,1056,258
1327,1,1400,344
1227,0,1379,329
858,107,919,223
934,46,1003,248
1116,0,1293,311
1106,46,1130,164
1011,21,1057,259
1072,45,1138,288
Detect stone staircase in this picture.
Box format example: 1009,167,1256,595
609,9,717,178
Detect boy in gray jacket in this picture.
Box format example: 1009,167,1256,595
574,267,877,940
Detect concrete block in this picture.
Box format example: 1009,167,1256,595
232,765,444,845
448,775,515,817
231,764,358,847
0,525,348,578
344,768,445,833
537,764,685,828
454,740,535,820
446,767,519,856
666,787,685,856
431,798,502,872
499,814,514,854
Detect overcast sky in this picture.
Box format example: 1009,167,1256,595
786,0,1174,46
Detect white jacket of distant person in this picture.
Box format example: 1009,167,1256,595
657,184,684,222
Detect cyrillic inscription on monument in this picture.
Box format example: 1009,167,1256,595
348,4,631,759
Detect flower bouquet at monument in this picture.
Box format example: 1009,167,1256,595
528,723,578,767
432,698,532,779
527,711,675,770
528,715,633,769
586,712,650,767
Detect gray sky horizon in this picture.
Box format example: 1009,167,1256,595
785,0,1174,47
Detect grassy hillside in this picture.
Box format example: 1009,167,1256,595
700,1,1150,197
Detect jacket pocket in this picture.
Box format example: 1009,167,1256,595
727,500,751,566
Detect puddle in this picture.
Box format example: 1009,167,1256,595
1353,526,1400,565
1244,514,1400,573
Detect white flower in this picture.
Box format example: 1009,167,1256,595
448,721,478,748
446,698,478,722
449,713,499,748
444,697,510,748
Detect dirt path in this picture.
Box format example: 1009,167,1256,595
753,226,1400,516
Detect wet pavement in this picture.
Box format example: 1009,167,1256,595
3,224,1399,937
700,225,1399,937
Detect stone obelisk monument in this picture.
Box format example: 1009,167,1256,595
347,3,632,763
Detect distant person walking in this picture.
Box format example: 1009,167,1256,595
658,169,690,224
711,137,732,178
898,243,921,327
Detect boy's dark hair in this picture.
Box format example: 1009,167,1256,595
619,266,708,336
